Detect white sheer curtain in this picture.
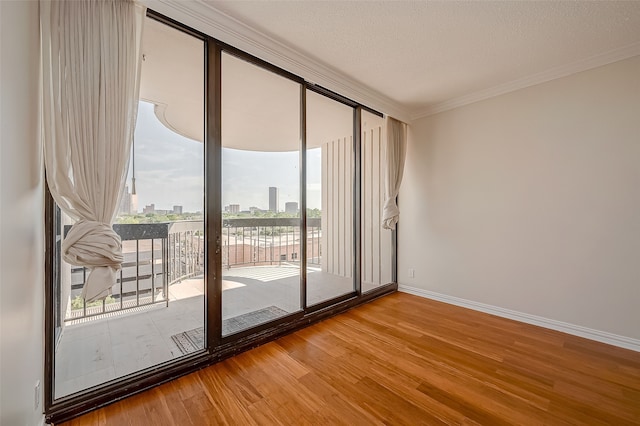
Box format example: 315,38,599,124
382,117,407,230
41,0,145,302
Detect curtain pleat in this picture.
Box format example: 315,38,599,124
41,0,145,302
382,117,407,230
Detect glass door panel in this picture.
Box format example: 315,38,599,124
361,110,393,292
221,53,301,336
306,90,355,305
53,17,205,399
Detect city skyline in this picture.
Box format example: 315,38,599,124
127,101,322,214
225,191,305,215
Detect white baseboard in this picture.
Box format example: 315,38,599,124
398,285,640,352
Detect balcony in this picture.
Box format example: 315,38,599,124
62,218,330,322
55,217,363,397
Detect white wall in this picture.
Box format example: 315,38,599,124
399,56,640,341
0,1,45,425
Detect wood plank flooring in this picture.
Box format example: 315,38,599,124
61,292,640,425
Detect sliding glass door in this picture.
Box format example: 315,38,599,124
220,52,302,336
52,16,206,399
361,110,393,292
306,90,356,306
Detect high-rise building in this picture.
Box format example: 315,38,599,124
173,205,183,214
269,187,278,213
285,202,298,214
228,204,240,214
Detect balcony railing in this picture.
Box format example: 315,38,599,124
167,221,205,285
222,217,321,268
65,221,204,321
64,217,321,321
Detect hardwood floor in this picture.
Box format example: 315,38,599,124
60,292,640,425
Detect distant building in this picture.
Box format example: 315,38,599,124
143,204,155,214
269,187,278,213
285,202,298,214
225,204,240,214
173,205,183,215
249,206,262,214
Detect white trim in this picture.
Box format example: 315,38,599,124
36,415,45,426
411,43,640,120
398,285,640,353
140,0,411,122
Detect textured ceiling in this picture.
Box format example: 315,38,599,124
205,0,640,117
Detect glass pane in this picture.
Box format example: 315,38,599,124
361,110,393,292
221,53,301,336
54,18,205,398
306,90,355,305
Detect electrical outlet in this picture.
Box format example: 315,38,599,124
408,268,415,278
34,380,40,410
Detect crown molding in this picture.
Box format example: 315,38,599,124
140,1,639,124
411,41,640,121
140,0,411,122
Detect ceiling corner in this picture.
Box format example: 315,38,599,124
411,41,640,121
